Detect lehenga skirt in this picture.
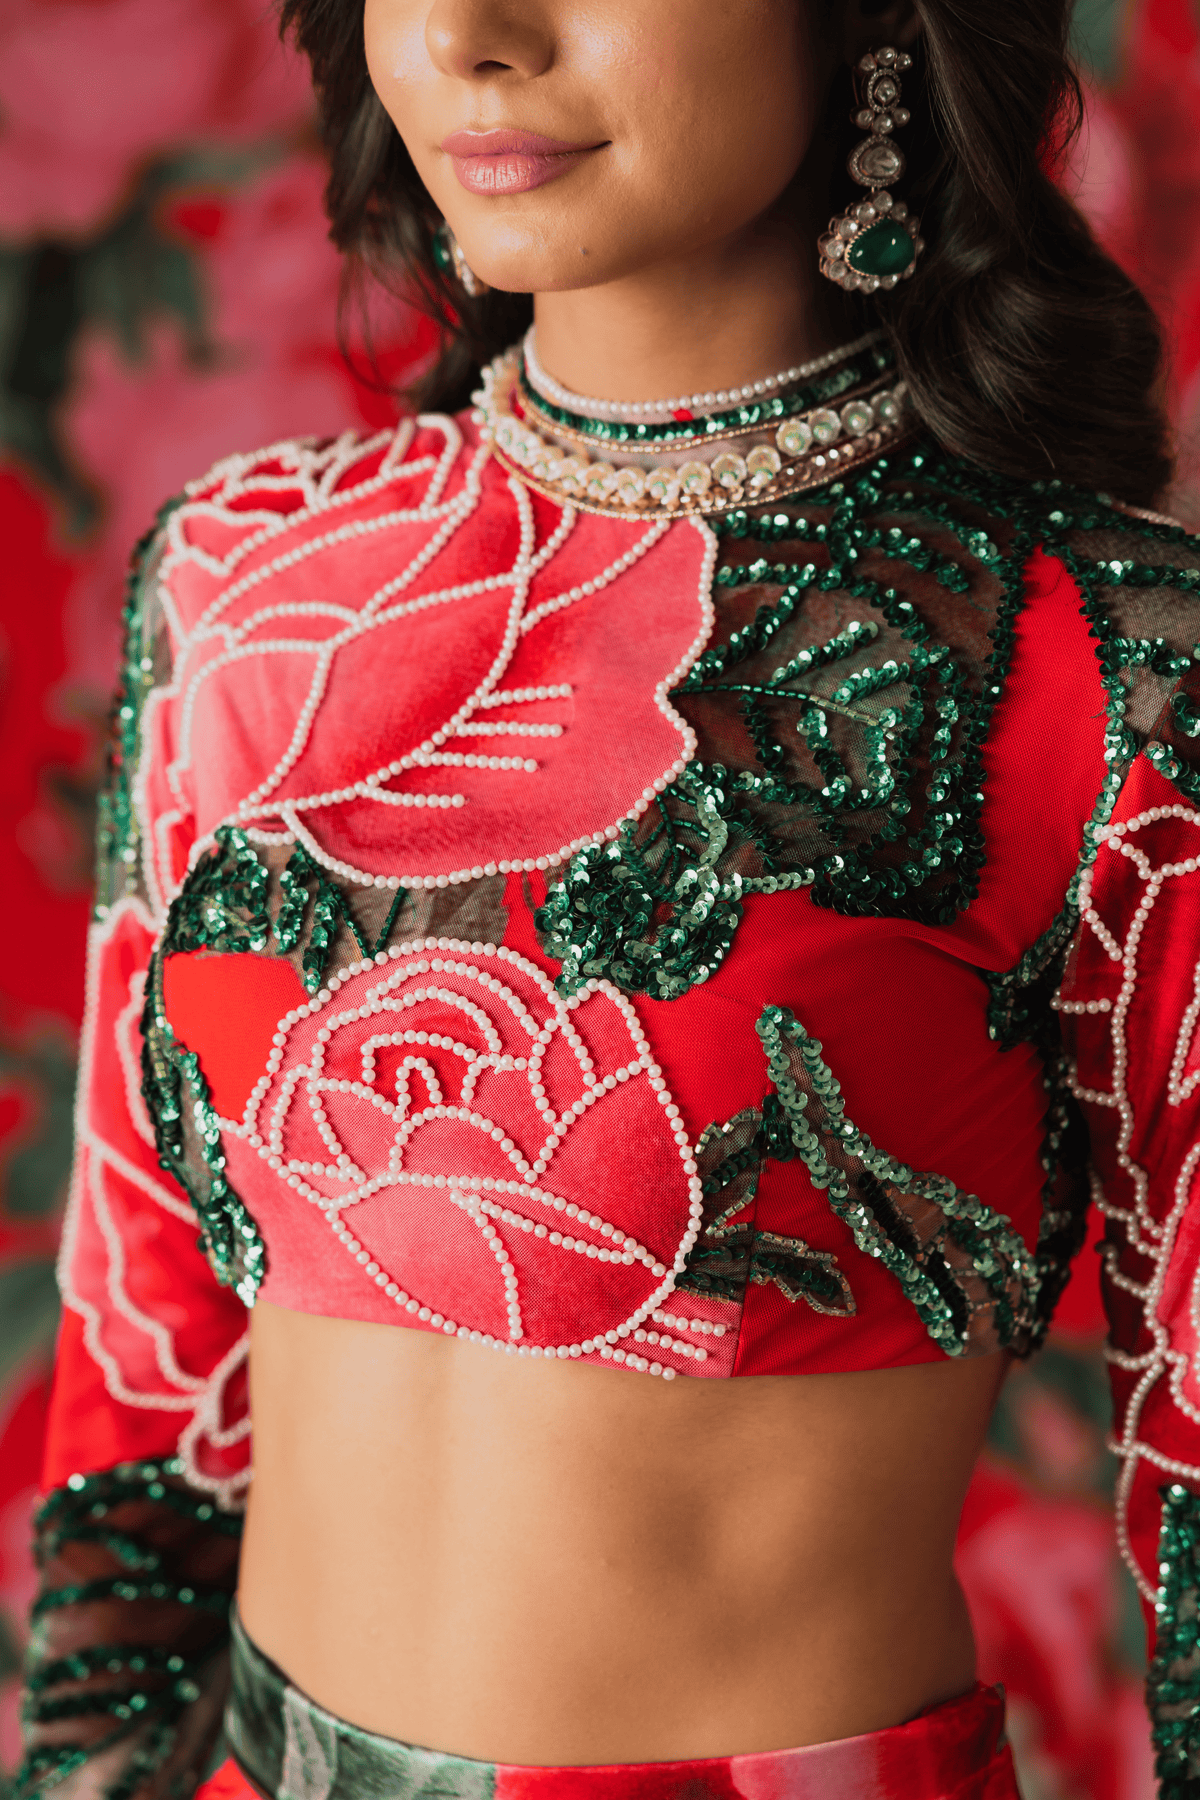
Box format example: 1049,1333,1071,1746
198,1608,1020,1800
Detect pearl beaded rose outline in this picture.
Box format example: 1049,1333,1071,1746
143,432,717,908
213,935,714,1379
1054,800,1200,1599
135,419,474,917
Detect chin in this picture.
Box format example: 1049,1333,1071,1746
466,248,611,296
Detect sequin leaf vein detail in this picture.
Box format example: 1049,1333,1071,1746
754,1003,1041,1357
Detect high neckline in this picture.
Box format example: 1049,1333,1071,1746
475,336,913,521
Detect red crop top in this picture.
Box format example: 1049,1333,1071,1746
48,416,1200,1624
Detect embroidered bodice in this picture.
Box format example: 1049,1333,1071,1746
89,414,1102,1374
35,402,1200,1793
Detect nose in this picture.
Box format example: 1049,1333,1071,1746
425,0,555,81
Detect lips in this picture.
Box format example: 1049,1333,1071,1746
442,128,607,197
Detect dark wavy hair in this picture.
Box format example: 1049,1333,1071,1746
279,0,1172,506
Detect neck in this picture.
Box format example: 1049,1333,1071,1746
531,209,859,407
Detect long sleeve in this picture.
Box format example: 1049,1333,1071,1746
17,511,250,1800
1052,512,1200,1795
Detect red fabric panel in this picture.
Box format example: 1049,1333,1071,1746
41,1309,189,1486
195,1760,257,1800
163,951,309,1120
943,546,1109,970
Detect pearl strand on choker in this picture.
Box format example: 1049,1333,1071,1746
478,346,907,519
522,325,885,422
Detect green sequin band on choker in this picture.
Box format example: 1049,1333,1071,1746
480,346,912,518
516,345,895,450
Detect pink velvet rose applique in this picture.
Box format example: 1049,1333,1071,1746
137,422,716,909
199,938,717,1376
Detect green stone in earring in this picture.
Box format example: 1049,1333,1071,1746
847,220,915,277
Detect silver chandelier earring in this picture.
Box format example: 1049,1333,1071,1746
819,46,924,294
433,222,488,298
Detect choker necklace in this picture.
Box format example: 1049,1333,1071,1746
522,325,886,422
475,336,911,521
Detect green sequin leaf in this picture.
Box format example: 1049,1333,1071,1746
753,1003,1040,1357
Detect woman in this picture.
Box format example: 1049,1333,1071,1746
19,0,1200,1796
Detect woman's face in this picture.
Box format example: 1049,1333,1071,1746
363,0,838,295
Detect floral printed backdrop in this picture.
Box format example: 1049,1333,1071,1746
0,2,1198,1795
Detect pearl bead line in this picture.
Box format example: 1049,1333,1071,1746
478,683,573,709
453,721,563,738
518,519,670,634
215,936,705,1368
651,1308,727,1339
1058,794,1200,1599
113,972,159,1154
521,325,885,421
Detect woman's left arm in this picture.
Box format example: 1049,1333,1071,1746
1058,684,1200,1789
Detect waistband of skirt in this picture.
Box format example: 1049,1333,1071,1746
224,1605,1016,1800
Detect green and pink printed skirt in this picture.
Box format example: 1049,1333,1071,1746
198,1610,1019,1800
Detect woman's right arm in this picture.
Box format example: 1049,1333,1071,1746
17,511,250,1800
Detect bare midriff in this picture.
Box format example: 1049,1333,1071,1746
237,1300,1008,1764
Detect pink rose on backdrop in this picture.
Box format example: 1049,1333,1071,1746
59,154,423,705
1061,79,1134,247
0,0,314,239
957,1468,1155,1800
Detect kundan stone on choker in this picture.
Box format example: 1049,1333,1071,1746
475,336,913,520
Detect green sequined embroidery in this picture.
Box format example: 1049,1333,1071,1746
140,956,265,1306
753,1003,1040,1356
95,496,185,916
16,1461,241,1800
1149,1482,1200,1794
536,448,1200,1007
679,1106,855,1315
139,826,285,1301
276,839,406,993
